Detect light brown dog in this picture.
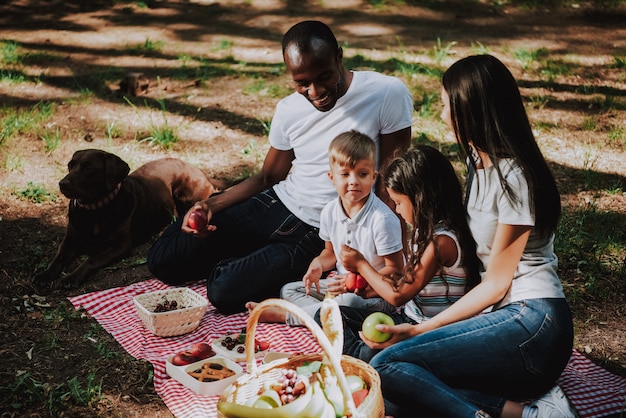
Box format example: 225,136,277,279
34,149,218,289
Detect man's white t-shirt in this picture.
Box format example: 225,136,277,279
319,192,403,274
269,71,413,228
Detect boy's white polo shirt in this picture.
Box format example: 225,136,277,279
319,192,403,274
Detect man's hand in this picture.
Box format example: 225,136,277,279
181,202,217,238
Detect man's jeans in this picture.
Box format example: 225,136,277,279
147,188,324,314
370,298,573,418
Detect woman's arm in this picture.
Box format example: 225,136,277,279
363,223,532,349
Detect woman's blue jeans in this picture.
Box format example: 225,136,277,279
147,188,324,314
370,298,573,418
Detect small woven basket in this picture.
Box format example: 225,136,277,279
218,299,384,418
133,287,208,337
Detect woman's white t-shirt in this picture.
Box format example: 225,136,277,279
466,158,565,308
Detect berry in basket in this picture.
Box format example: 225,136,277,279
153,297,179,312
212,331,270,361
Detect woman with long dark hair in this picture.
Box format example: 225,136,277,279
364,55,576,418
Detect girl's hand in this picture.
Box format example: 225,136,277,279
326,276,346,297
181,202,216,237
339,244,365,272
303,259,323,295
359,322,418,349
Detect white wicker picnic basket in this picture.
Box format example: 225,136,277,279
217,298,384,418
133,287,208,337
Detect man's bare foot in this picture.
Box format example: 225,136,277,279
245,301,287,323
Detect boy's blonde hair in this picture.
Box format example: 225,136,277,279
328,130,376,168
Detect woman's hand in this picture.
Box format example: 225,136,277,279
339,244,366,272
181,201,216,237
359,322,419,349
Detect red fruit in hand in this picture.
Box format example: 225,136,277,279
345,272,367,291
355,274,367,290
188,209,208,231
171,350,199,366
189,342,215,359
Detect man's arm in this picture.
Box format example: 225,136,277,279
206,146,295,215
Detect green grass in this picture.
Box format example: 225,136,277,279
514,47,550,70
41,128,61,153
608,125,626,149
124,97,179,149
15,182,57,203
210,38,234,53
0,40,21,65
0,371,103,414
0,101,56,146
556,203,626,304
126,37,165,54
429,38,458,66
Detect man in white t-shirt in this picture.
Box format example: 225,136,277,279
147,20,413,314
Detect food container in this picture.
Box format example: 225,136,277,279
166,355,243,396
211,334,269,362
133,287,208,337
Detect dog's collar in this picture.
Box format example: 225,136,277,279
73,182,122,210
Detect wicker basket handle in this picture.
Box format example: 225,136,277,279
245,298,358,417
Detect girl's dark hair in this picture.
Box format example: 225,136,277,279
282,20,339,56
384,145,481,292
442,54,561,237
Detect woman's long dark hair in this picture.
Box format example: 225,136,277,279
384,145,481,292
442,54,561,237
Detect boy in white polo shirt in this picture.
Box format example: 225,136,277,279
246,130,404,325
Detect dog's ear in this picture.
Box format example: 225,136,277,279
104,153,130,191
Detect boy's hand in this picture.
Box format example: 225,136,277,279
303,259,323,295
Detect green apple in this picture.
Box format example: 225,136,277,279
346,375,365,392
362,312,394,343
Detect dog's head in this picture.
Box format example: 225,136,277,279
59,149,130,203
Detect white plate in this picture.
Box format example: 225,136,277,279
211,334,269,362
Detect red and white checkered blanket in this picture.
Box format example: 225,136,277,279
68,279,626,418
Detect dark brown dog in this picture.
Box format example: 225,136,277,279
34,149,218,289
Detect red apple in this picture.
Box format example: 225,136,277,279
355,273,367,290
189,342,215,359
171,350,199,366
188,209,208,231
345,272,367,291
362,312,394,343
